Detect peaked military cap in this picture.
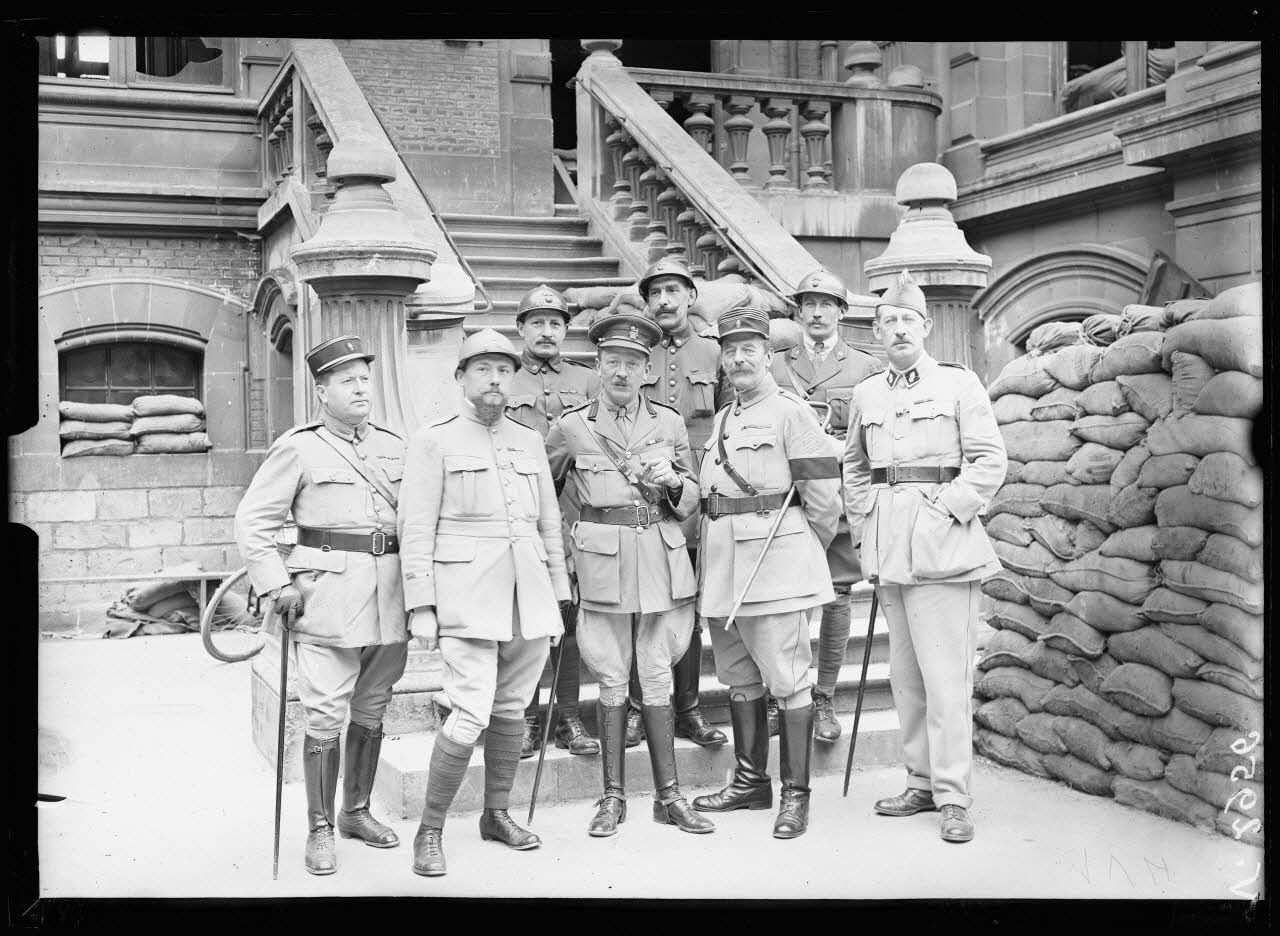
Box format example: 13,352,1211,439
638,256,696,296
587,312,662,355
714,304,772,342
790,269,849,307
875,269,928,317
306,334,375,378
516,283,572,323
458,328,521,369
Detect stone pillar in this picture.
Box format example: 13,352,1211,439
864,162,990,369
290,139,437,438
404,265,475,429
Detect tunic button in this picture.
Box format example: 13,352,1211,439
722,433,729,440
668,395,676,402
669,379,676,386
670,364,676,371
544,389,552,395
624,452,631,458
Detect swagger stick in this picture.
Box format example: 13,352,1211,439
842,590,879,797
527,629,568,824
272,607,295,879
724,485,797,630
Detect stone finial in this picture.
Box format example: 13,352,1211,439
843,41,883,87
581,39,622,56
325,137,398,184
895,161,958,205
887,64,926,88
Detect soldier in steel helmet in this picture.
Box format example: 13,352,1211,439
768,269,883,744
690,303,843,840
625,256,729,750
398,328,572,876
507,284,602,759
843,270,1007,844
544,312,715,839
234,335,408,876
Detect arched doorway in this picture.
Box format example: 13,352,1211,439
247,272,297,450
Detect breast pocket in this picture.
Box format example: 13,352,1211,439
305,467,364,522
505,395,540,429
730,430,778,489
908,398,960,461
858,411,888,464
556,389,589,413
443,454,494,517
511,454,542,515
574,452,621,504
685,370,716,418
824,388,854,432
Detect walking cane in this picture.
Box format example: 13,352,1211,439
527,609,570,824
724,485,797,631
272,606,295,880
842,589,879,797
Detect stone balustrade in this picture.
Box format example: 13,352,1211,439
258,65,335,201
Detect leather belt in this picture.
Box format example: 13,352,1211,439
297,526,399,555
871,465,960,485
579,504,670,528
700,491,790,519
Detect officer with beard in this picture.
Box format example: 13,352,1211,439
398,328,572,876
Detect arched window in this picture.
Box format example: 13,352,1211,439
247,273,298,450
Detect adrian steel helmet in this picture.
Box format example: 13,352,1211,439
638,257,696,297
875,269,928,317
515,284,572,324
790,269,849,308
457,328,521,369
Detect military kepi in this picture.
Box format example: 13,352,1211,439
587,313,662,355
306,334,375,378
714,304,771,342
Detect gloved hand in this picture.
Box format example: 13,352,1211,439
409,607,440,651
271,584,303,618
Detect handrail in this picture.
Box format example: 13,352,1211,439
627,66,942,108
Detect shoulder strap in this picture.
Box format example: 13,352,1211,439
781,354,811,399
714,404,758,497
584,420,659,505
313,426,399,511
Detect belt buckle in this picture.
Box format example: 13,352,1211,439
885,464,898,486
705,493,723,520
371,531,387,556
636,504,654,527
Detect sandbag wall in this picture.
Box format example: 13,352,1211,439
973,282,1264,846
58,394,212,456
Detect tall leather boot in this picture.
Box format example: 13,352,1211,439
692,696,772,812
773,703,815,839
588,702,628,837
303,734,340,875
643,704,714,834
337,723,399,847
673,629,727,747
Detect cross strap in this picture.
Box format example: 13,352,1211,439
714,404,759,497
313,426,399,512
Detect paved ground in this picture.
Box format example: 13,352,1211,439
35,633,1263,902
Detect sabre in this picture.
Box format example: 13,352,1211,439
724,484,797,630
272,605,295,880
842,589,879,797
527,614,570,824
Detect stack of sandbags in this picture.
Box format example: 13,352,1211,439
105,578,203,638
975,282,1263,845
129,395,212,454
58,401,136,456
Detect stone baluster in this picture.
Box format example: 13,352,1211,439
820,41,840,82
695,216,721,281
604,115,632,220
682,92,716,154
676,202,702,276
760,97,796,190
658,186,687,261
799,100,832,190
623,142,649,241
280,103,295,177
717,254,743,278
305,111,327,182
721,95,756,186
640,159,669,261
844,41,883,87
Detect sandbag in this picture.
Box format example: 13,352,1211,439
1172,679,1263,735
1154,486,1262,547
1064,442,1124,485
1022,642,1079,686
1109,439,1150,491
1003,459,1025,484
1105,741,1166,781
1198,603,1263,661
1107,484,1157,530
1168,351,1215,416
1197,533,1263,584
1080,313,1122,347
1188,281,1261,322
1043,343,1104,390
1187,452,1264,509
1160,624,1262,681
1136,453,1199,490
1196,727,1264,780
129,413,204,436
145,591,198,619
1018,460,1070,487
1069,412,1149,449
1146,414,1256,466
981,572,1030,606
1024,514,1081,561
1166,755,1263,822
1076,380,1129,417
1029,386,1082,422
987,483,1047,519
58,419,133,441
1137,588,1208,625
1041,611,1106,658
135,432,213,454
1069,653,1119,695
1196,663,1263,702
985,515,1034,548
1160,317,1262,376
974,697,1030,737
1041,684,1149,743
1025,320,1084,354
58,401,135,423
1065,590,1145,633
62,439,136,457
987,355,1060,400
1098,526,1158,563
993,393,1038,424
1049,553,1156,606
1000,420,1082,463
1192,371,1263,419
993,539,1064,578
1146,707,1213,755
983,600,1050,641
978,629,1034,669
1116,303,1166,337
1023,578,1076,618
1162,298,1209,328
1042,752,1115,796
563,285,624,311
1040,485,1115,533
1112,778,1216,830
1150,526,1209,561
688,278,752,324
1053,717,1112,770
1016,713,1070,755
130,394,205,418
973,666,1056,712
1088,331,1165,382
1159,559,1264,615
1107,626,1204,678
126,579,193,611
974,728,1052,779
1100,663,1173,717
1115,373,1173,422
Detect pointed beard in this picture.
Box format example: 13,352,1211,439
473,391,507,425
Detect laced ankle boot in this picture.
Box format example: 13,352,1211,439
692,696,772,812
554,706,600,756
412,732,475,877
589,702,628,837
337,723,399,847
643,703,714,834
303,734,340,875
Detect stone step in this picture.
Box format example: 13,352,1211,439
373,708,901,819
450,232,605,259
465,254,621,281
554,203,579,217
440,212,588,237
474,275,637,302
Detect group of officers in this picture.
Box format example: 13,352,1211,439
234,259,1008,879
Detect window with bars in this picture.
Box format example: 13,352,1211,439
61,342,201,405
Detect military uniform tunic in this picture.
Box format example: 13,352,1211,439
506,348,600,437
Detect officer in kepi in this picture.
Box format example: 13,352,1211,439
691,304,843,839
772,269,882,745
507,284,602,760
234,335,408,876
545,312,714,838
843,270,1007,844
397,328,572,877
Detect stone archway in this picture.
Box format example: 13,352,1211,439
248,270,300,449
